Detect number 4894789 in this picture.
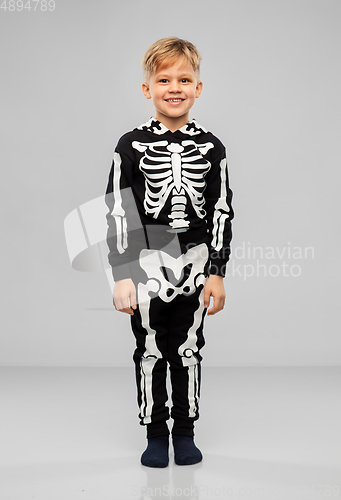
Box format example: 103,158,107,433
1,0,55,11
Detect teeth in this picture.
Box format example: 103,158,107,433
167,99,183,102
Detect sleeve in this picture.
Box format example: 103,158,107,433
104,143,139,282
204,146,234,277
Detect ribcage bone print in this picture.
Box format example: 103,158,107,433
132,139,214,230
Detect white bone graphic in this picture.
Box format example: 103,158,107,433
110,152,128,254
136,243,208,422
211,157,231,251
132,140,214,230
137,277,162,424
138,243,208,362
137,117,208,136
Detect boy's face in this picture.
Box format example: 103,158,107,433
142,57,203,127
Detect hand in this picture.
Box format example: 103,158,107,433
203,275,226,315
113,278,137,315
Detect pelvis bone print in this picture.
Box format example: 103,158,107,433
132,139,214,230
137,243,209,367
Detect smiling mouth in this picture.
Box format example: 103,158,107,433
165,98,185,102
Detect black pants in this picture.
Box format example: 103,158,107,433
130,241,209,438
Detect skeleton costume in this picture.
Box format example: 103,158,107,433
105,116,234,438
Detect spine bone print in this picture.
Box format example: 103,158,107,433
168,143,188,229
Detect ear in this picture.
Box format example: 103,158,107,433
142,82,152,99
195,80,203,98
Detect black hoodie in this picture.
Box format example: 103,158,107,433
105,116,234,281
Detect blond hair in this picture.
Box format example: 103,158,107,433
141,37,202,83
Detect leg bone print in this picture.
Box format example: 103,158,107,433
132,140,214,230
137,243,208,367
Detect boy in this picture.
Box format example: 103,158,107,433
105,37,234,467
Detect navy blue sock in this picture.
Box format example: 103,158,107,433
172,435,203,465
141,435,169,468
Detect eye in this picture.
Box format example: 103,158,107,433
181,78,189,83
159,79,168,83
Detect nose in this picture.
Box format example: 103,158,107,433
168,79,181,93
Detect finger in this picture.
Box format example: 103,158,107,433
207,296,218,315
130,289,137,310
120,307,134,315
208,296,225,315
115,298,127,312
207,296,215,315
116,298,133,315
113,297,122,310
204,289,211,309
207,305,215,315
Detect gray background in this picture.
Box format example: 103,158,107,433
1,0,340,367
